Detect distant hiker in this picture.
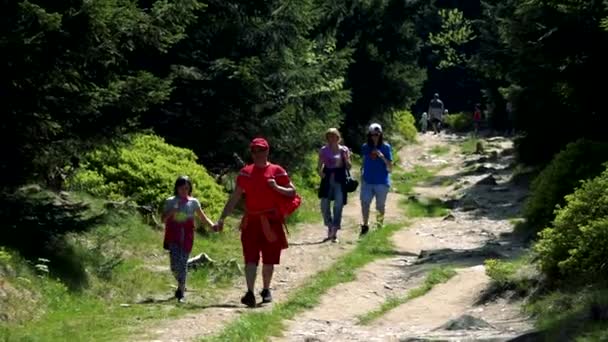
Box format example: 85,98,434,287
162,176,215,302
420,112,428,133
506,101,515,136
473,103,482,135
360,123,393,236
214,138,301,308
428,93,444,134
318,128,352,243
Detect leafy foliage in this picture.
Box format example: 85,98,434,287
146,0,351,172
473,0,608,163
0,185,104,288
443,112,473,132
1,0,201,191
535,164,608,284
68,134,227,217
391,110,418,145
336,0,429,149
429,9,476,69
524,139,608,232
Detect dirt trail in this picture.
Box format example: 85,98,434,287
133,171,403,342
274,133,534,342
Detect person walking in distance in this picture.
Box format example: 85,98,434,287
318,128,352,243
360,123,393,235
428,93,444,134
214,138,300,307
473,103,482,136
420,112,428,133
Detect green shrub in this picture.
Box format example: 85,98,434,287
443,112,472,132
392,110,418,142
68,134,227,218
535,164,608,283
524,139,608,232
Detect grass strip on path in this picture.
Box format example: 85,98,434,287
430,145,450,155
400,197,450,218
357,266,457,325
202,222,409,342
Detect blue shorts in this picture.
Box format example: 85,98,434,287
360,181,390,209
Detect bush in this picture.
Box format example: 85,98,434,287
392,110,418,142
68,134,227,218
535,164,608,283
443,112,472,132
524,139,608,232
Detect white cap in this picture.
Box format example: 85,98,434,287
368,123,382,134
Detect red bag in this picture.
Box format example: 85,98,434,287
279,193,302,218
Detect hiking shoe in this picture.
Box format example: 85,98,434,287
322,227,332,242
260,288,273,303
175,289,184,302
241,290,256,308
360,224,369,236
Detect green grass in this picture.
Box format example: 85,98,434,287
392,165,436,196
430,145,450,156
0,160,325,342
202,222,409,342
0,205,244,342
460,136,482,155
526,288,608,341
357,266,457,325
400,197,450,218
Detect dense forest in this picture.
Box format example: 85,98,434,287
2,0,608,340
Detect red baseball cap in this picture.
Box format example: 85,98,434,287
250,137,269,150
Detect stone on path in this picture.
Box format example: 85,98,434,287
477,175,498,186
435,314,494,331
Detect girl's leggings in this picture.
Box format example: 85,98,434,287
169,243,189,289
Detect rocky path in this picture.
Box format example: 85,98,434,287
134,132,535,342
133,168,403,342
273,133,535,342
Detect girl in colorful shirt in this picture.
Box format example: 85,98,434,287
162,175,215,302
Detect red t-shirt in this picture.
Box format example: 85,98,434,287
237,163,291,212
473,109,482,121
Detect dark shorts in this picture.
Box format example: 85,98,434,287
431,118,442,124
241,218,285,265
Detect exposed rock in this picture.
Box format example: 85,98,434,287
506,331,547,342
304,338,323,342
442,214,456,221
477,175,498,186
187,253,214,269
435,314,494,331
442,199,459,209
490,186,509,192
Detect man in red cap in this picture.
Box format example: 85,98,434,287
214,137,298,307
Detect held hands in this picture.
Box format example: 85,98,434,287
212,219,224,232
374,149,385,159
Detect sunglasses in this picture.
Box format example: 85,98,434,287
251,147,268,153
370,133,380,137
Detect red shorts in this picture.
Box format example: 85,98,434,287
240,217,287,265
